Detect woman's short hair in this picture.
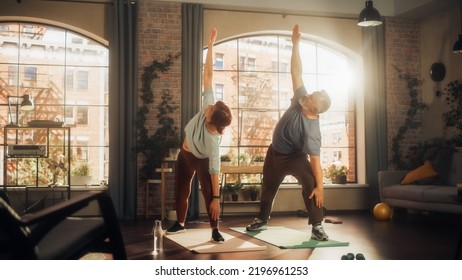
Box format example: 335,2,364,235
211,101,232,134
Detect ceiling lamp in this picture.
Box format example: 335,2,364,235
453,0,462,53
358,0,382,27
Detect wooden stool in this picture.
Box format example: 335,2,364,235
145,165,173,219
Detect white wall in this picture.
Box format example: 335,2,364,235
0,0,109,44
199,185,370,215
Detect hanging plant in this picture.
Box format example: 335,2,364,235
390,66,428,169
136,52,181,179
442,80,462,146
404,81,462,167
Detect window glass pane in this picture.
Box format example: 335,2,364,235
238,36,279,72
214,70,238,108
221,108,239,147
66,30,108,67
239,110,278,147
0,23,19,63
215,84,224,101
19,25,66,65
65,68,74,89
238,72,279,109
7,66,19,85
215,53,224,70
298,41,317,74
76,70,88,90
211,40,237,71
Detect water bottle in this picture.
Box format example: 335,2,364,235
153,219,163,255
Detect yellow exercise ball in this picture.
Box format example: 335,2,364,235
373,203,392,221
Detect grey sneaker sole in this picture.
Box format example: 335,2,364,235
311,233,328,241
246,224,268,231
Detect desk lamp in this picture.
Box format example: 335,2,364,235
6,94,34,127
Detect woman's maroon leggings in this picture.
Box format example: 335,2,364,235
174,148,218,228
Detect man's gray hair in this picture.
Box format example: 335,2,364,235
298,90,331,114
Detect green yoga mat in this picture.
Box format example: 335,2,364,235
230,226,349,249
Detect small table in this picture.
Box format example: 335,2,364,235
146,163,173,220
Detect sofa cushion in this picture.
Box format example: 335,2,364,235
382,184,437,202
417,145,456,185
447,151,462,186
400,161,438,185
421,186,459,204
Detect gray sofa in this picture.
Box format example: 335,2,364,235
378,151,462,215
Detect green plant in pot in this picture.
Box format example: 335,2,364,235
244,184,261,201
225,180,243,201
253,154,265,165
324,164,348,184
220,154,232,165
71,160,92,186
238,153,250,166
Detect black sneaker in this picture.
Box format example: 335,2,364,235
246,218,268,231
166,222,185,234
211,228,225,243
311,224,329,241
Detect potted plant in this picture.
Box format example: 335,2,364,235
253,154,265,166
220,154,232,165
71,160,92,186
225,180,243,201
244,184,261,201
238,153,250,166
324,164,348,184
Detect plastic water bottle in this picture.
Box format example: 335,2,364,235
153,220,163,255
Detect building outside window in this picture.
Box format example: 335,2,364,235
215,84,224,101
215,53,224,70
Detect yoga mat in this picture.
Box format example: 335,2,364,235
164,229,267,253
230,226,349,249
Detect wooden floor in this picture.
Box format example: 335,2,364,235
119,210,462,260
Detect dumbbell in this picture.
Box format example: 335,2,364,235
341,253,355,260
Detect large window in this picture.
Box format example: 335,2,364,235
0,22,109,186
206,35,356,183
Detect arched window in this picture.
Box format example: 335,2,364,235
0,22,108,186
205,34,357,184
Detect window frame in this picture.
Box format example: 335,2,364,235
0,21,109,186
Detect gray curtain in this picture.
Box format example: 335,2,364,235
181,3,203,221
108,0,138,219
362,24,388,208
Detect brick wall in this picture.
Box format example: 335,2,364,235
137,1,182,218
384,17,422,169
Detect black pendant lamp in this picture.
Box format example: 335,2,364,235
453,0,462,53
358,0,382,27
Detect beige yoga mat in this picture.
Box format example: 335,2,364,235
230,226,349,249
164,229,267,253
